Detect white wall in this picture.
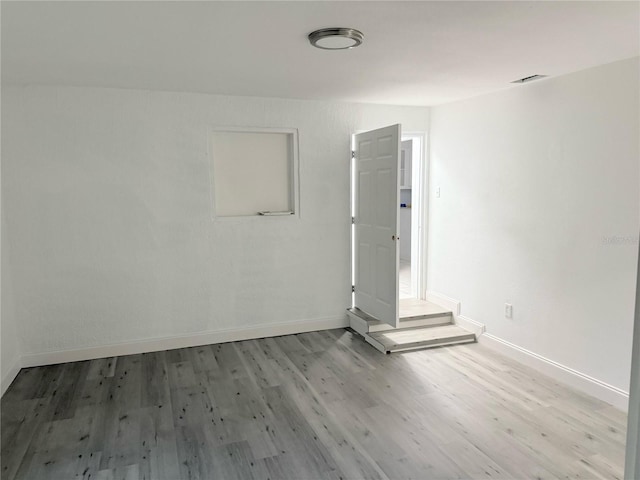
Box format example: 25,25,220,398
1,80,21,390
428,58,639,393
1,86,429,359
1,198,21,394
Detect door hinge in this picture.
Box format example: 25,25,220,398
351,216,355,224
351,150,355,159
352,285,356,293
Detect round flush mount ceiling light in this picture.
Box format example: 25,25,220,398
308,28,364,50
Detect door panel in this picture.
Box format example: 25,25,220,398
375,244,394,304
375,168,393,226
357,242,372,295
358,171,372,224
353,124,401,327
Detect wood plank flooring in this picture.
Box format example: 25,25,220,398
398,299,451,320
399,260,411,299
1,329,627,479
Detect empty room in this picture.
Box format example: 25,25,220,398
1,1,639,479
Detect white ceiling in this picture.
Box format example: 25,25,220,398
2,1,638,106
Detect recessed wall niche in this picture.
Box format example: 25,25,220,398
210,128,299,217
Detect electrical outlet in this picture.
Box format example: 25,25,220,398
505,303,513,319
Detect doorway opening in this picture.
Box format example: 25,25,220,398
399,133,426,301
349,125,472,352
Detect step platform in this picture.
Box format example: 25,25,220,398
367,324,476,353
347,299,476,354
347,299,453,335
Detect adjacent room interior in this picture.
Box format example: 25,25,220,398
1,1,639,479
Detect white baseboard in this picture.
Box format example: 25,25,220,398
1,355,22,397
424,290,629,411
479,333,629,411
7,305,631,412
425,291,461,315
20,315,349,369
456,314,486,337
426,291,483,335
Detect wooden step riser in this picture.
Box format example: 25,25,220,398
347,309,452,335
381,333,476,353
364,333,475,354
370,315,452,332
361,322,477,355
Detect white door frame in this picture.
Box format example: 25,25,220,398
402,131,428,300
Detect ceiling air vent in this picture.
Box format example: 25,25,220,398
511,75,547,84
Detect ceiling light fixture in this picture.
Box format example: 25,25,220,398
308,28,364,50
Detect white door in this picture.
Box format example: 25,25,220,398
353,124,401,327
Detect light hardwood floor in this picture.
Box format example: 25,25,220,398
1,329,627,479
